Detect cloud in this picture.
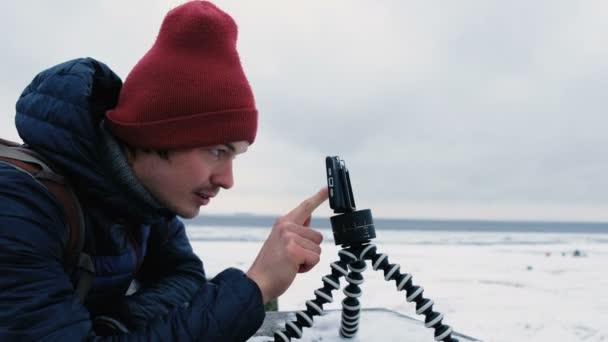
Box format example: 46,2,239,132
1,0,606,221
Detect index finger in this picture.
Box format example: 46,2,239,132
284,187,329,225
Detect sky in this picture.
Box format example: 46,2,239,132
1,1,607,222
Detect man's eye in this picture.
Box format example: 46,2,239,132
209,148,227,158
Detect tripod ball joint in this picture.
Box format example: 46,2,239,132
330,209,376,246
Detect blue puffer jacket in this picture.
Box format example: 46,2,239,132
0,58,265,341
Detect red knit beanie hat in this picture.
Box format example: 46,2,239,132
106,1,257,149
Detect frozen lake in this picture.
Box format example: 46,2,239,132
188,226,608,341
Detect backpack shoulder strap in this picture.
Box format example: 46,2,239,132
0,140,93,303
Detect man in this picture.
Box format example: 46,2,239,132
0,1,327,341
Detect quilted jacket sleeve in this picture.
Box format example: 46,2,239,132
116,216,267,341
0,164,265,341
114,216,207,330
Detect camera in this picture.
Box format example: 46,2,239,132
325,156,356,213
325,156,375,246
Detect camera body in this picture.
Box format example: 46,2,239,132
325,156,356,213
325,156,376,246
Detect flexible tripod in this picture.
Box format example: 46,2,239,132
272,209,457,341
272,157,458,341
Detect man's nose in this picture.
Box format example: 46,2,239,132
211,159,234,189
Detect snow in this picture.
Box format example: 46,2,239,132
188,227,608,342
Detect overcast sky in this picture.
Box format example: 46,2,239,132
1,1,607,222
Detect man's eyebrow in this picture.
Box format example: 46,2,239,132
223,143,236,152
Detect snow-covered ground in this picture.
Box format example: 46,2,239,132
188,227,608,342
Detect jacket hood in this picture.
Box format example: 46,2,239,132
15,57,171,223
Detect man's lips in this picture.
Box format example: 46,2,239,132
195,191,217,199
194,191,217,205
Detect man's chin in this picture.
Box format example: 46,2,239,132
176,207,200,219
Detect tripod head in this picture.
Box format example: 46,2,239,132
325,156,376,247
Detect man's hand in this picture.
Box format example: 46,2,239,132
246,188,328,304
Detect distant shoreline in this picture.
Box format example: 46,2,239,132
184,215,608,234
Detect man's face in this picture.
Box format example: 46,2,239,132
130,141,249,218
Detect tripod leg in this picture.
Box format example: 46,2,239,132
360,244,459,342
272,247,356,341
340,257,366,338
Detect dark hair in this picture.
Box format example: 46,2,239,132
123,142,170,160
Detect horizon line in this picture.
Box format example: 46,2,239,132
188,212,608,226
